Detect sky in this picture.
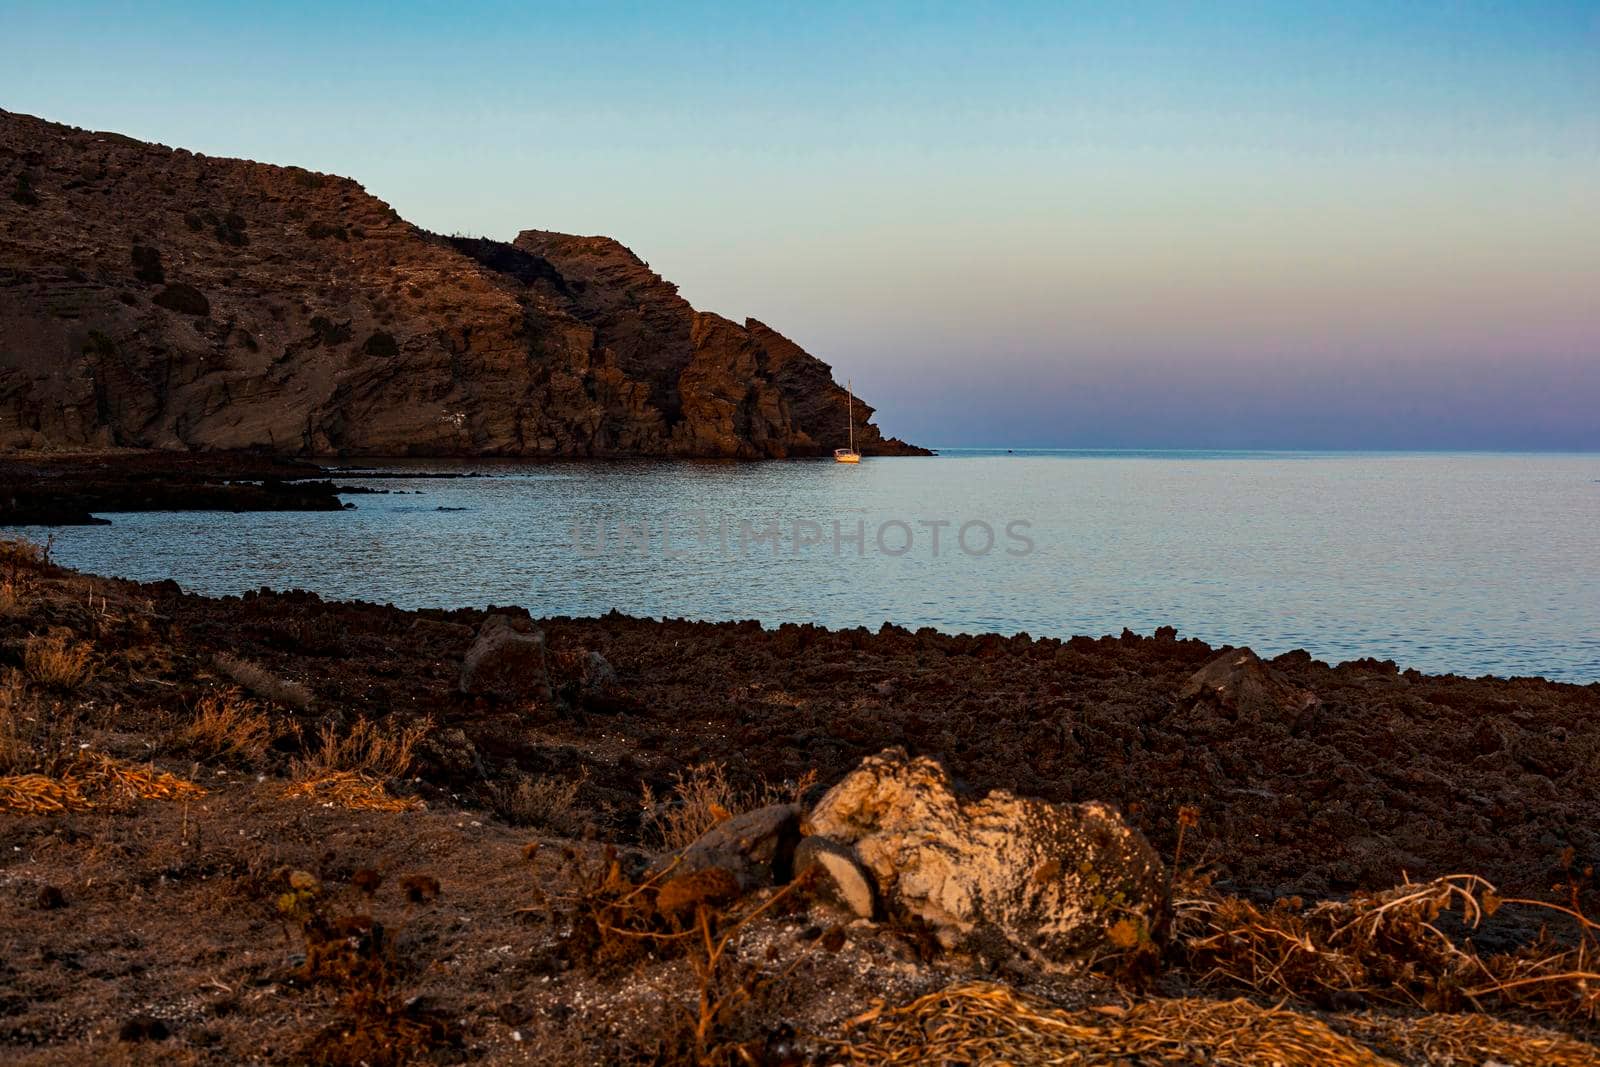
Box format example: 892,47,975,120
4,1,1598,449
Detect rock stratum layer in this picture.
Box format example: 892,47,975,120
0,110,925,458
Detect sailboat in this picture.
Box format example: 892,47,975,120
834,379,862,463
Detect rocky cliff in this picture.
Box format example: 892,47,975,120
0,110,925,458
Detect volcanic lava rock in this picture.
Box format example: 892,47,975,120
805,748,1164,964
0,109,926,459
1177,648,1320,728
580,650,618,693
459,615,551,703
665,803,802,891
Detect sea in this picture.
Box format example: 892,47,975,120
35,450,1600,683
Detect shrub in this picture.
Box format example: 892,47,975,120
640,762,817,851
490,770,588,834
23,632,94,691
130,243,164,284
292,717,431,783
0,672,36,773
81,329,118,358
306,221,348,241
214,209,248,247
0,536,51,590
12,173,39,206
214,652,313,709
361,330,398,358
309,315,351,345
181,689,273,762
152,283,210,316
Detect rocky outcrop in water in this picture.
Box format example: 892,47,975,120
0,110,925,458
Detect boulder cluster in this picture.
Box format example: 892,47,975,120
666,748,1166,968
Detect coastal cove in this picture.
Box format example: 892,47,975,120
34,449,1600,683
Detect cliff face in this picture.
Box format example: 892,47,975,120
0,110,925,458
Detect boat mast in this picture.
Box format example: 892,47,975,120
847,379,854,453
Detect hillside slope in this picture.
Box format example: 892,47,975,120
0,110,924,458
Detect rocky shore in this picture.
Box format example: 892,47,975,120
0,451,372,525
2,537,1598,1063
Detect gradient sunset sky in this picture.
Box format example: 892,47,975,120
5,1,1597,449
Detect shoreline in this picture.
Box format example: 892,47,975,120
4,542,1599,1060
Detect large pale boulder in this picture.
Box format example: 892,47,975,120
805,749,1164,964
459,615,551,703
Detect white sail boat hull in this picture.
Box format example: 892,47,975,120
835,378,862,463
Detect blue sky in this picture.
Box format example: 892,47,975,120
4,1,1597,448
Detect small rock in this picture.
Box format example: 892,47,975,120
794,836,875,919
118,1015,169,1042
460,615,551,702
1177,648,1319,727
580,650,618,693
806,748,1164,966
666,803,801,890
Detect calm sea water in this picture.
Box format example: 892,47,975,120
33,451,1600,682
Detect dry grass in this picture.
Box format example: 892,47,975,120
283,717,431,812
640,761,817,851
490,769,588,835
1176,872,1600,1024
832,983,1395,1066
0,578,21,617
0,751,204,815
0,671,33,774
292,717,429,782
0,669,76,774
282,770,424,812
0,533,51,574
23,631,94,690
181,688,273,762
545,849,819,1063
214,652,313,709
1346,1010,1600,1067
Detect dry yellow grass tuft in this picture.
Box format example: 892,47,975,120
0,772,91,814
213,652,313,709
0,752,204,815
182,689,273,761
640,761,817,851
491,769,588,835
0,578,21,617
281,770,424,812
292,717,430,782
23,631,94,690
